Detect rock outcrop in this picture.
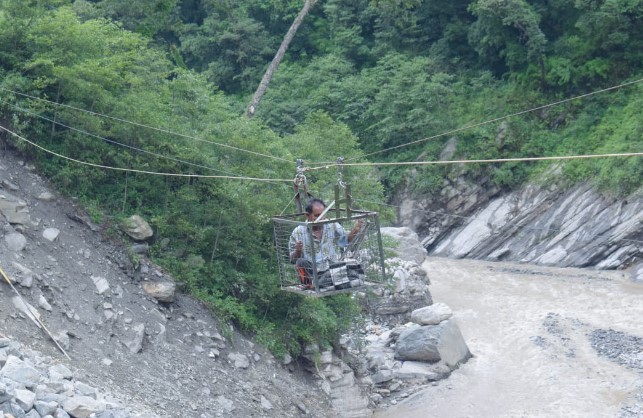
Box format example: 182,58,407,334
430,183,643,269
397,173,642,273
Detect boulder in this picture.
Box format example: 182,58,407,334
228,353,250,369
11,262,36,287
91,276,110,295
122,215,153,241
0,191,30,225
410,303,453,325
37,191,56,201
381,227,427,265
122,323,145,354
142,281,176,303
5,232,27,252
0,356,40,388
395,319,471,368
62,395,106,418
42,228,61,242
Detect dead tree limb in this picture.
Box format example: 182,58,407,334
245,0,319,118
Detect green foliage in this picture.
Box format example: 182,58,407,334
1,0,641,361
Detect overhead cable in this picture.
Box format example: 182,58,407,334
0,124,292,183
1,100,240,177
0,87,293,164
307,151,643,171
337,77,643,163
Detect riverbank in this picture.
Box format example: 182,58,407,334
376,257,643,417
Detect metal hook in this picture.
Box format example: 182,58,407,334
336,156,346,189
294,159,308,213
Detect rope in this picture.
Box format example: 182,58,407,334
0,265,71,360
0,124,292,183
306,152,643,171
1,100,240,177
280,193,297,216
336,77,643,163
0,87,293,164
353,198,471,219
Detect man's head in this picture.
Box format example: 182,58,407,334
305,198,326,222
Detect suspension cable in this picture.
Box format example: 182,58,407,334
1,100,240,176
0,87,293,164
0,124,292,183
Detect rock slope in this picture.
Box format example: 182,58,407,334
396,171,643,279
0,148,336,418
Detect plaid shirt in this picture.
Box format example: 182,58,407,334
289,222,348,271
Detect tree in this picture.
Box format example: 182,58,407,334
469,0,547,85
246,0,320,117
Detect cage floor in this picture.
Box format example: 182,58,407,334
280,281,377,297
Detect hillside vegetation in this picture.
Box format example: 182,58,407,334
0,0,641,357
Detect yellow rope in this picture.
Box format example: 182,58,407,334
0,124,292,183
306,151,643,171
0,264,70,360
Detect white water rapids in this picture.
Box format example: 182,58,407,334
375,257,643,418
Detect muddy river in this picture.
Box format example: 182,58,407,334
375,257,643,418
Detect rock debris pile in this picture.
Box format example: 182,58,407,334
1,336,142,418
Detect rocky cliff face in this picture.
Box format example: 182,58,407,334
396,176,643,280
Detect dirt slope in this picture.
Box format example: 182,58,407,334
0,147,336,418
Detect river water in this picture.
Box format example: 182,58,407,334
375,257,643,418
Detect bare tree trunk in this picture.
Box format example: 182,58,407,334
245,0,319,118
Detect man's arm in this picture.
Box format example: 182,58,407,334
289,227,304,263
348,219,365,243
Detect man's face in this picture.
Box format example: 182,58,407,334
306,203,325,222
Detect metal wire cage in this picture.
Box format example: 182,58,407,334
272,210,386,296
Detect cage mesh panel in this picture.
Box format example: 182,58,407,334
272,211,385,293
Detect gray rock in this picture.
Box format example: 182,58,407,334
122,323,145,354
25,409,42,418
5,232,27,252
37,191,56,201
62,395,106,418
2,400,27,417
410,303,453,325
74,382,98,399
395,319,471,368
380,227,427,265
372,370,393,384
0,192,30,224
228,353,250,369
39,295,53,311
55,407,71,418
0,356,40,388
91,276,110,295
0,381,13,403
49,364,73,381
11,262,37,288
260,395,273,410
2,179,19,191
122,215,153,241
14,388,36,412
394,361,451,382
42,228,61,242
216,396,234,412
141,281,175,303
129,243,149,254
34,400,59,417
